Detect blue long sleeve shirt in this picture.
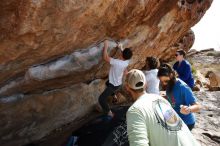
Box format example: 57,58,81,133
173,60,194,88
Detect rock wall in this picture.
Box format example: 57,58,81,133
160,29,195,61
0,0,213,145
0,79,105,146
188,49,220,91
193,91,220,146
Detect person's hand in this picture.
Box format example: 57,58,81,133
160,92,166,98
104,40,108,47
180,105,191,115
117,43,124,51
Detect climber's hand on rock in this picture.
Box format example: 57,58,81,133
117,43,124,51
104,40,108,47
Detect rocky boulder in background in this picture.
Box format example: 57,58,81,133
205,71,220,90
188,49,220,91
0,0,213,145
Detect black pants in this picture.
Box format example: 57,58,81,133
187,123,195,131
98,82,120,114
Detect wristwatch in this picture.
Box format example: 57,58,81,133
188,107,192,113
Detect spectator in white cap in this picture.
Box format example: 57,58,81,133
124,69,200,146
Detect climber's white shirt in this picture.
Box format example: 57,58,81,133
109,58,129,86
127,93,201,146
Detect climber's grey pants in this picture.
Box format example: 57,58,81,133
98,83,120,114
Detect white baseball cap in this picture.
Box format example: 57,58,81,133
125,69,146,90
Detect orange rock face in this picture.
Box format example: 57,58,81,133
0,0,213,145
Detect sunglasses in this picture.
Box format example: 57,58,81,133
175,54,180,57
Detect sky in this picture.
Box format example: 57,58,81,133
191,0,220,51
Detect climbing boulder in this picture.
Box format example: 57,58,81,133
206,71,220,91
0,0,213,145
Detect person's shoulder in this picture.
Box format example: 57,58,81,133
110,58,127,65
114,58,129,63
149,69,158,73
174,79,185,89
177,79,191,90
110,58,120,62
143,70,151,76
173,61,178,68
152,69,158,75
177,78,186,86
144,69,158,75
174,61,178,65
183,60,191,66
132,94,162,108
127,102,143,116
128,94,156,115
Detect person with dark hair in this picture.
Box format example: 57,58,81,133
125,69,200,146
142,57,160,94
157,63,201,130
173,49,195,89
98,40,133,118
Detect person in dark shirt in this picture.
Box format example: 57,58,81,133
173,49,194,89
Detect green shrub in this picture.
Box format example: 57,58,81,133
207,52,215,56
207,51,220,57
214,51,220,57
191,65,197,79
188,59,197,79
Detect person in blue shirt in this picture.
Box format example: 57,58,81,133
157,63,201,130
173,49,195,89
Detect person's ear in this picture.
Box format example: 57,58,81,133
144,83,147,90
170,73,174,79
125,84,134,95
125,84,130,91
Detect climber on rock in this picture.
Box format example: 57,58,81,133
98,40,133,118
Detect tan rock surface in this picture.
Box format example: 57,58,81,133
188,49,220,145
193,91,220,146
188,49,220,91
161,29,195,61
207,71,220,87
0,79,105,146
0,0,212,96
0,0,213,145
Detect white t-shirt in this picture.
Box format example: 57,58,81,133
127,93,200,146
109,58,129,86
144,69,160,95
